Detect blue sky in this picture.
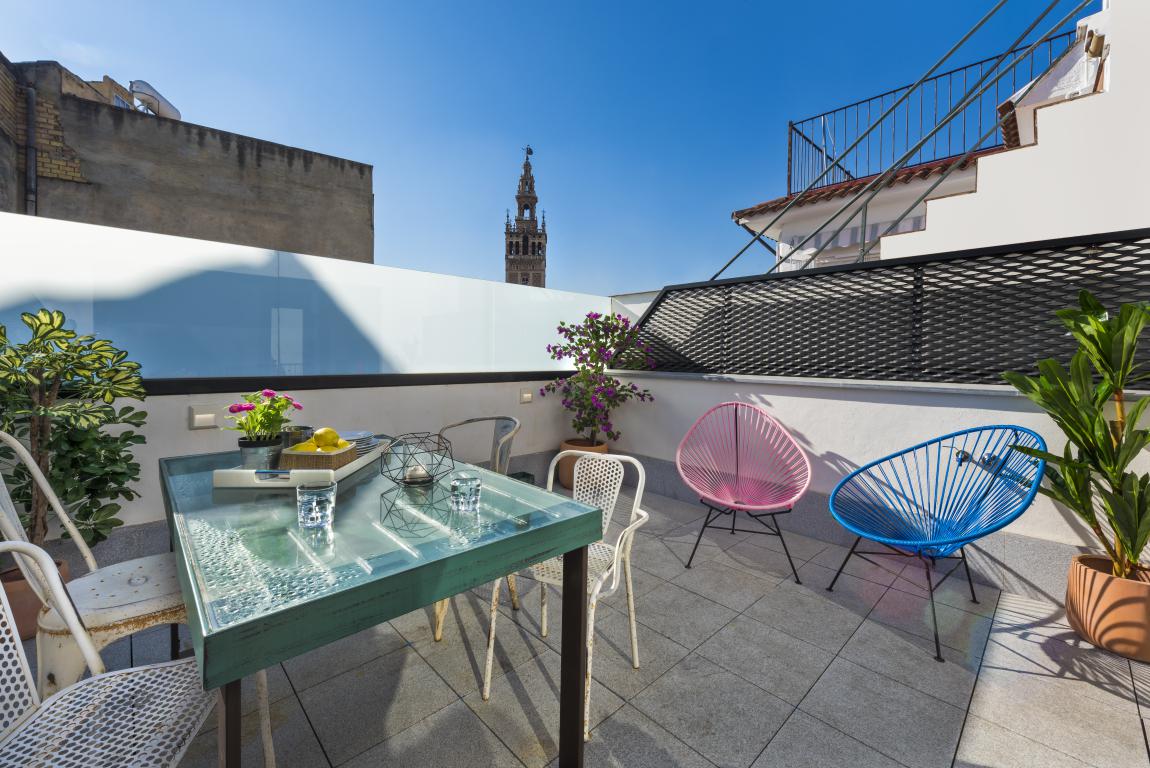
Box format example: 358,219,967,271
2,1,1091,295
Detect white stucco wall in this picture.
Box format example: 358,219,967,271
118,379,571,528
609,371,1109,550
882,2,1147,258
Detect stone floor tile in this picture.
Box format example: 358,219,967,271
671,557,782,612
297,646,459,765
888,560,999,618
751,710,904,768
633,581,737,650
839,619,980,708
697,614,833,705
716,539,806,582
463,648,624,768
180,694,328,768
970,632,1147,767
745,527,832,561
632,654,792,768
992,592,1070,631
743,579,869,654
580,704,714,768
632,496,709,537
411,589,551,696
795,560,888,616
628,531,725,580
869,586,992,657
800,658,966,768
283,620,408,692
810,543,907,587
340,700,522,768
954,715,1097,768
663,515,753,552
586,604,691,700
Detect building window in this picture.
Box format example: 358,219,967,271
521,275,530,285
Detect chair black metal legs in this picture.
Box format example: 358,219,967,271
684,503,802,584
826,540,982,664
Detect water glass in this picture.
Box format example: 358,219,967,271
297,481,337,529
450,474,481,514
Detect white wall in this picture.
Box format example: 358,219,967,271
0,212,611,377
123,380,570,527
609,371,1104,549
883,3,1148,259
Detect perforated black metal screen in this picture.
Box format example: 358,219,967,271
636,231,1150,384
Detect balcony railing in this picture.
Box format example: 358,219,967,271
786,29,1077,195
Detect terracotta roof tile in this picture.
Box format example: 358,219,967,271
731,148,1003,221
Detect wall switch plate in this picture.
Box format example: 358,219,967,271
188,406,217,430
519,389,533,404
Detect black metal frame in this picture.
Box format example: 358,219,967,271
826,536,978,662
635,229,1150,385
684,503,802,584
143,369,573,396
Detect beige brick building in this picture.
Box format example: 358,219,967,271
0,52,374,262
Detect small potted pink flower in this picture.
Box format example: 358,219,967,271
224,389,304,469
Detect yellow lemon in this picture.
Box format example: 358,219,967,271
293,439,318,452
313,428,340,447
336,439,351,449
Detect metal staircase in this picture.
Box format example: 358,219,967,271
711,0,1096,280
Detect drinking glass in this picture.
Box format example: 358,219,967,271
297,481,337,529
450,474,481,513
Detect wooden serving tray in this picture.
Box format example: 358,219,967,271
211,441,388,490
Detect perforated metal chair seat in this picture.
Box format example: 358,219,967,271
522,541,616,588
0,658,213,768
37,553,185,635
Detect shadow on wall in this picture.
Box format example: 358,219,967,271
0,251,393,378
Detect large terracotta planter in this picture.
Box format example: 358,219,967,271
1066,554,1150,662
2,559,70,641
558,439,608,489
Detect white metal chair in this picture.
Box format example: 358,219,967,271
0,430,277,767
486,451,649,741
432,417,523,641
0,539,214,767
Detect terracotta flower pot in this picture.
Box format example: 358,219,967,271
1,559,71,641
558,439,609,489
1066,554,1150,662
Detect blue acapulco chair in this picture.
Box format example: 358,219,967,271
827,425,1046,661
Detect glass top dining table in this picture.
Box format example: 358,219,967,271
160,447,601,767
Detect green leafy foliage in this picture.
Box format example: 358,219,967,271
1003,291,1150,578
0,309,146,547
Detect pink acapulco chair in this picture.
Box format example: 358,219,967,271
676,402,811,582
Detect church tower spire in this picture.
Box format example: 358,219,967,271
505,146,547,287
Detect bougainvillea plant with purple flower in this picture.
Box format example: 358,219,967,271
540,312,654,445
224,389,303,441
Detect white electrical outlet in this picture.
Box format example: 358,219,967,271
519,389,533,404
188,406,217,430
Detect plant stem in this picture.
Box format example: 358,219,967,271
1112,388,1127,576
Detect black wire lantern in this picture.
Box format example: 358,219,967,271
380,432,454,486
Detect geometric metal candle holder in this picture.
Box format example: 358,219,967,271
380,431,454,486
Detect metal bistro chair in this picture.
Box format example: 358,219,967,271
491,450,648,740
676,402,811,581
0,430,277,767
432,417,522,641
0,540,214,767
827,425,1046,661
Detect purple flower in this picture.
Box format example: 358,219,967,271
539,387,546,396
603,421,613,432
261,389,276,398
292,401,304,410
240,403,256,411
228,403,242,414
604,387,616,398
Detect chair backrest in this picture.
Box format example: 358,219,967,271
0,431,98,605
0,541,102,736
547,451,633,535
438,417,522,475
830,425,1047,551
676,402,810,511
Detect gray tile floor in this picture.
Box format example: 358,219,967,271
29,491,1148,767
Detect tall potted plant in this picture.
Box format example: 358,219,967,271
0,309,147,637
1004,291,1150,661
540,311,654,488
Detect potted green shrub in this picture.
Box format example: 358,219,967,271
540,311,654,488
224,389,304,469
1004,291,1150,661
0,309,147,637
